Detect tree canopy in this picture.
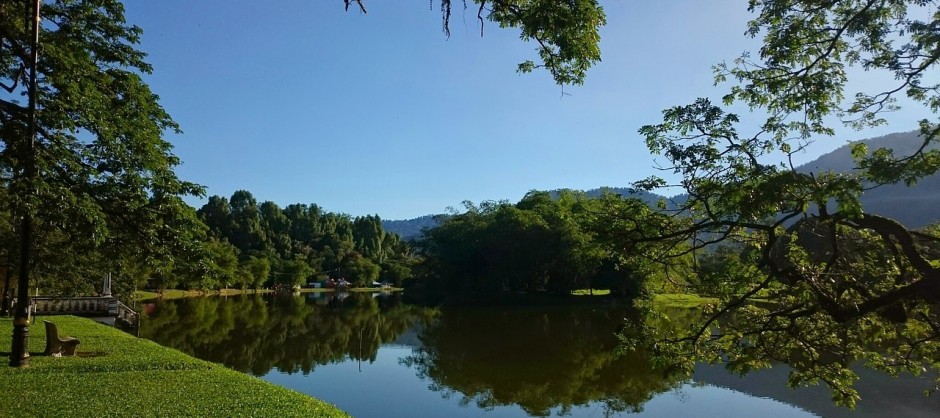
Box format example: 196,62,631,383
353,0,606,86
4,0,939,405
0,0,204,298
193,190,413,291
625,0,940,406
412,190,690,302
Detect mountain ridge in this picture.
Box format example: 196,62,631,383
383,131,940,239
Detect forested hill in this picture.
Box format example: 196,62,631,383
381,215,441,241
796,130,940,228
381,188,675,240
382,130,940,239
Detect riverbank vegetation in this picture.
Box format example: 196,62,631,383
2,0,940,410
407,190,693,303
141,293,436,375
0,316,348,417
168,189,416,292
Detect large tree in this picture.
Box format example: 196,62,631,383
1,0,204,364
627,0,940,406
0,0,205,287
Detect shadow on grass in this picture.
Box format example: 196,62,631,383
0,350,107,358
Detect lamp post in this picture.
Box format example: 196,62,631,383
9,0,41,368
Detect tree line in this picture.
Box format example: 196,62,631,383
408,190,692,303
3,0,940,405
159,190,416,291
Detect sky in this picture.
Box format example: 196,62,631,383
121,1,924,220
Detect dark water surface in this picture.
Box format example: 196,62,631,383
139,293,938,417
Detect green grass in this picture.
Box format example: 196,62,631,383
133,288,198,301
650,293,718,308
133,290,161,301
135,287,401,301
570,289,611,296
0,316,349,417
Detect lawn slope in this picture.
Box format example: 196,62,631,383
0,316,348,417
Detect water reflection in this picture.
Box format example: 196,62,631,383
140,294,939,417
401,303,687,416
141,292,437,375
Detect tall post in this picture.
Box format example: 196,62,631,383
10,0,41,368
1,258,11,315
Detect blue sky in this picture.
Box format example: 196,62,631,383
123,1,921,220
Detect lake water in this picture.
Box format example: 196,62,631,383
138,293,939,417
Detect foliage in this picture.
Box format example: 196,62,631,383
351,0,605,86
412,190,682,302
141,293,437,375
195,190,415,290
627,0,940,407
343,254,380,287
0,316,348,417
0,0,205,299
401,303,686,416
203,239,238,290
240,256,271,289
648,293,718,309
273,258,312,289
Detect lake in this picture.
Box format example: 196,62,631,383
139,293,939,417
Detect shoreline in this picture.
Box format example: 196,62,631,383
0,315,349,417
134,287,403,302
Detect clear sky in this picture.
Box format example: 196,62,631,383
122,1,922,220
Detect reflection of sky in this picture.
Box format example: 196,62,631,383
263,346,818,418
639,386,817,418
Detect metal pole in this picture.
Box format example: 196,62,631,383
10,0,41,368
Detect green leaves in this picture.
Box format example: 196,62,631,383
413,190,661,301
1,0,205,296
636,0,940,405
485,0,605,85
427,1,605,85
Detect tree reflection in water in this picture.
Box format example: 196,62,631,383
401,303,689,417
143,294,700,416
140,292,438,375
141,295,937,417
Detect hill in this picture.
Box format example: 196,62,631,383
797,130,940,228
382,131,940,238
381,214,441,240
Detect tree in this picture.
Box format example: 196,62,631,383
273,259,312,290
411,191,662,301
227,190,266,253
259,201,291,257
343,254,380,288
352,0,606,86
0,0,205,276
241,256,271,289
2,0,204,365
628,0,940,406
204,239,239,290
198,195,231,239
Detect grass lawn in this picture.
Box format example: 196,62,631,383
0,316,349,417
570,289,612,296
650,293,719,308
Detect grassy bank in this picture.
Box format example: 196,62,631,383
570,289,612,296
0,316,349,417
135,287,402,301
650,293,718,308
133,288,273,301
